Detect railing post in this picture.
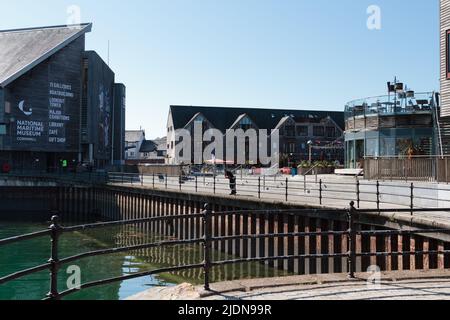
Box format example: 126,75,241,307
213,175,216,194
348,202,357,279
165,174,168,189
195,176,198,193
141,173,144,187
203,204,212,291
319,179,323,205
152,174,155,189
47,215,61,300
376,180,380,212
179,174,182,191
304,174,307,193
356,178,360,209
258,177,261,199
285,178,289,202
410,182,414,216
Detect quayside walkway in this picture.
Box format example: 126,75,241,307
109,172,450,231
127,271,450,301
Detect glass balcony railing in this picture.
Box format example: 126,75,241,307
345,92,436,120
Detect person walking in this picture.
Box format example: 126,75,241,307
225,170,237,196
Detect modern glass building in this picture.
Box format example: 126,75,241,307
344,91,439,168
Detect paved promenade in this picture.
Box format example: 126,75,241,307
127,271,450,301
111,173,450,230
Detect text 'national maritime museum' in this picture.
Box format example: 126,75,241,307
0,23,126,173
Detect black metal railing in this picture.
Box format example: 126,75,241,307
1,202,450,300
108,172,450,214
0,171,108,185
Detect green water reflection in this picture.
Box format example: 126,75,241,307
0,221,290,300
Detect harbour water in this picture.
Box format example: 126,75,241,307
0,216,289,300
0,221,174,300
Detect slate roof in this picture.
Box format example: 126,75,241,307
153,137,167,151
0,23,92,87
139,140,158,153
125,130,145,143
170,105,345,131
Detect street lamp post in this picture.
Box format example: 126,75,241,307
308,140,313,165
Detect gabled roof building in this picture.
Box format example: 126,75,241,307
0,24,126,172
167,105,345,166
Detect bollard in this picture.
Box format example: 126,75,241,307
152,174,155,189
356,178,361,209
165,174,168,189
258,177,261,199
203,204,212,291
285,178,289,202
376,180,380,212
141,173,144,187
319,179,323,205
347,202,357,279
195,176,198,193
214,175,216,194
410,183,414,216
47,215,61,300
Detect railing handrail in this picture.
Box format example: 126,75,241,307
346,92,434,105
302,163,322,176
2,202,450,300
107,170,450,212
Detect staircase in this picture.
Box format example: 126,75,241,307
420,137,434,156
439,118,450,155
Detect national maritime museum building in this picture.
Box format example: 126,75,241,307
0,23,126,173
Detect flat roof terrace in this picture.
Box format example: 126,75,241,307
345,93,436,132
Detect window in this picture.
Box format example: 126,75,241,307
4,102,11,114
447,30,450,79
326,126,336,138
313,126,325,137
296,126,308,137
285,125,295,137
289,143,296,153
0,124,6,135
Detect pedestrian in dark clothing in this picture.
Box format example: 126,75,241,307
225,171,237,195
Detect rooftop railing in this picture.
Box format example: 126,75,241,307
345,92,436,120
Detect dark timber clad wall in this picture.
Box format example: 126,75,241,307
3,35,85,152
0,88,4,149
83,51,115,161
441,0,450,117
0,88,4,122
113,83,126,163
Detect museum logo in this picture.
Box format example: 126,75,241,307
18,100,33,116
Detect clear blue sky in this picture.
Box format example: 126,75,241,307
0,0,440,138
